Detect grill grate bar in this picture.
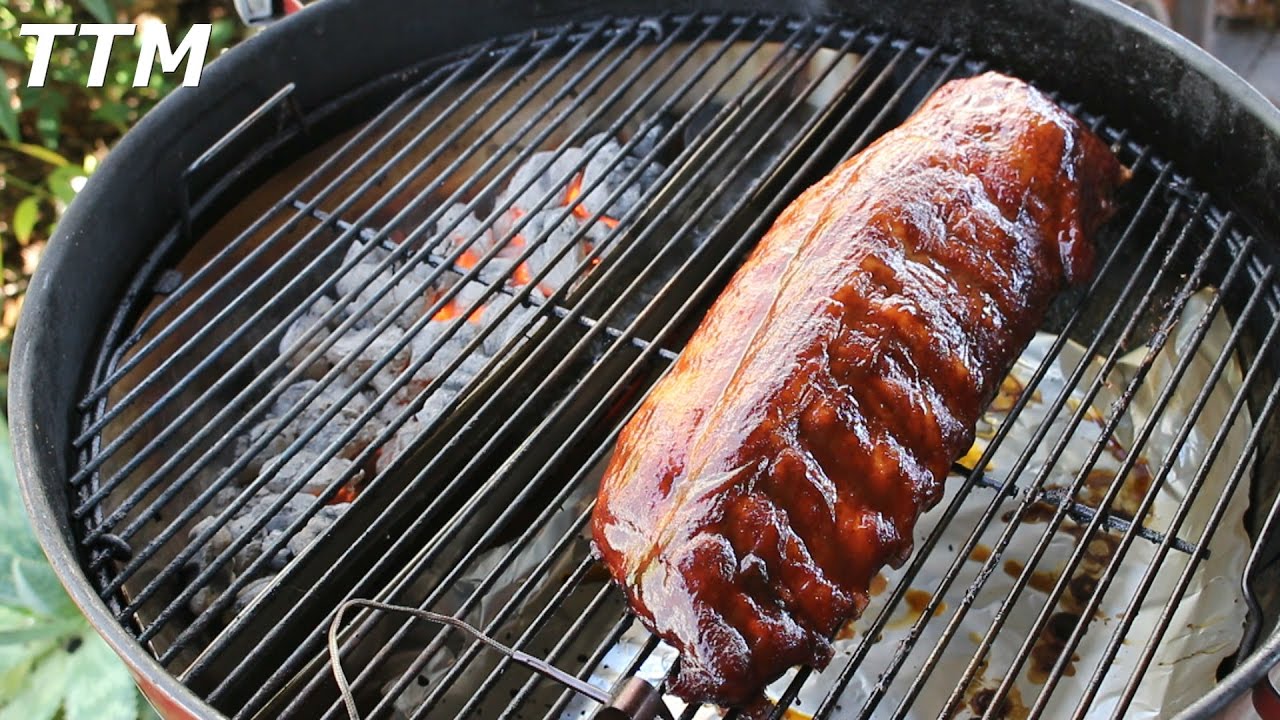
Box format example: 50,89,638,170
293,201,681,362
796,149,1169,718
318,19,863,717
138,15,702,650
963,226,1259,718
207,12,829,707
883,190,1219,720
1111,374,1280,717
960,465,1198,556
1024,257,1280,717
68,30,547,450
70,24,586,505
91,19,647,610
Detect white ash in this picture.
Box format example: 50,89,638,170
232,576,276,616
376,418,424,476
279,295,336,378
335,238,392,299
435,204,495,256
579,135,664,219
326,322,413,395
490,133,658,299
186,132,664,620
511,211,597,294
267,454,364,497
287,503,350,558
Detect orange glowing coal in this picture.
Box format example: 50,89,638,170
328,483,359,505
564,172,621,230
513,262,533,286
431,296,462,322
456,248,481,270
495,234,536,287
429,291,487,325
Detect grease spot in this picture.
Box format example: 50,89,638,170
970,544,992,563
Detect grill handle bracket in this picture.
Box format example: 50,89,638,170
178,82,307,241
327,599,673,720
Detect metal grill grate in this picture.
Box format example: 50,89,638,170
70,13,1280,720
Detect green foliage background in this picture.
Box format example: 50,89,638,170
0,414,159,720
0,0,243,407
0,2,247,716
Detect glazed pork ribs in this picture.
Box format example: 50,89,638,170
591,72,1128,708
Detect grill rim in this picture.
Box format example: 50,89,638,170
11,0,1280,718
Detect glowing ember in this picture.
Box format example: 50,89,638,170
329,483,359,505
512,262,533,286
431,297,463,322
456,248,481,270
565,171,623,230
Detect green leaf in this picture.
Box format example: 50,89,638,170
0,643,40,700
0,640,69,720
13,87,68,149
0,40,24,64
10,556,72,619
0,620,78,646
63,633,137,720
0,71,18,143
91,101,132,130
79,0,115,24
0,141,69,167
44,165,86,206
0,414,76,622
12,197,38,245
210,18,238,48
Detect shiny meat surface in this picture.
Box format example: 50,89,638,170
590,72,1127,709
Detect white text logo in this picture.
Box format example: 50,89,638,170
18,23,211,88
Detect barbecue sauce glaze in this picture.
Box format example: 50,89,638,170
591,72,1128,709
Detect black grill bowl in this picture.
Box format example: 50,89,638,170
11,1,1280,718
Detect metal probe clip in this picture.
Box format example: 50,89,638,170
329,599,674,720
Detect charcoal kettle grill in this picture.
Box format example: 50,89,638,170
11,1,1280,719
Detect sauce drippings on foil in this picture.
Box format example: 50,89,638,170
887,588,947,629
1011,454,1156,684
834,574,901,640
968,684,1030,720
1003,559,1060,594
869,572,888,596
